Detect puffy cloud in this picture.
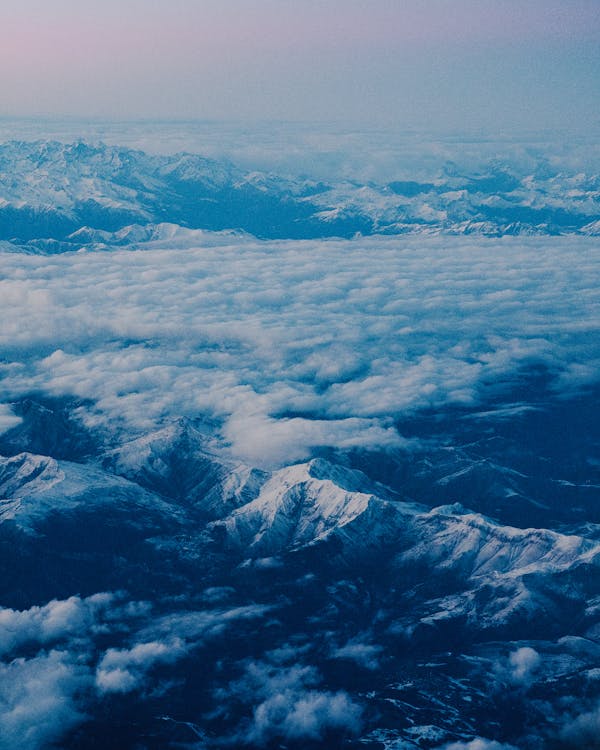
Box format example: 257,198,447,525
508,646,541,685
491,646,542,689
559,700,600,748
219,659,362,744
0,234,598,466
331,637,383,670
137,604,272,643
95,666,139,694
95,603,271,694
0,649,91,750
0,591,166,742
0,404,21,435
222,411,404,466
439,740,518,750
0,593,116,656
96,638,186,694
0,593,274,746
250,689,361,743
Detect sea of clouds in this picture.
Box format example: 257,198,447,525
0,233,598,467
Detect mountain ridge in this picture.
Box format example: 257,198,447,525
1,139,598,247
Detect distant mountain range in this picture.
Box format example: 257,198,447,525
0,140,598,251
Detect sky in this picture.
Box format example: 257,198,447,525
0,0,599,130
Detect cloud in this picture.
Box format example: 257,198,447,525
0,649,92,750
439,740,518,750
137,604,272,643
0,593,273,745
218,659,362,744
0,234,598,467
3,121,600,185
222,411,405,467
200,586,236,604
490,646,541,689
95,603,271,694
96,638,186,694
507,646,541,685
0,593,117,657
331,637,383,670
0,404,21,435
559,699,600,748
250,689,361,743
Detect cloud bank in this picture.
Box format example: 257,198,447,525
0,234,598,467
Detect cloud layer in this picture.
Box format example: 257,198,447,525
1,234,598,466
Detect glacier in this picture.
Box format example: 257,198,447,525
0,125,599,750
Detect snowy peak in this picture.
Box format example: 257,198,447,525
403,504,599,579
213,458,416,558
0,452,64,511
101,420,266,519
1,139,598,247
217,460,381,555
0,449,180,530
195,446,600,634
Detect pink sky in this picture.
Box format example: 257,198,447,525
1,0,598,127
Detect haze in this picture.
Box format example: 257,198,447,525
1,0,599,130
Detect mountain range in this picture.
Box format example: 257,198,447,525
1,140,599,252
0,136,599,749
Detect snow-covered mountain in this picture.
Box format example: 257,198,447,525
1,133,599,750
0,139,598,249
0,450,181,530
1,398,599,750
101,419,267,519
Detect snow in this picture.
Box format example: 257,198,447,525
220,460,377,553
0,451,179,529
1,139,599,245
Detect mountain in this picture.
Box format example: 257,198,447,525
0,140,598,248
1,134,599,750
101,419,267,520
1,392,599,749
213,458,401,556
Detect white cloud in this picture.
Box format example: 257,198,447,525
95,666,139,694
0,235,598,467
0,593,273,749
0,404,21,435
331,637,383,670
222,411,404,466
439,739,518,750
0,650,91,750
95,638,186,694
0,593,116,657
94,603,271,694
250,688,361,743
559,699,600,748
137,604,271,643
508,646,541,685
490,646,542,690
218,659,362,743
